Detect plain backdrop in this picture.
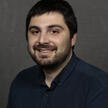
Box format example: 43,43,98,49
0,0,108,108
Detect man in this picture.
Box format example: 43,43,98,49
7,0,108,108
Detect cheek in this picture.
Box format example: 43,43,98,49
28,35,36,47
28,41,33,50
27,40,35,54
57,36,71,51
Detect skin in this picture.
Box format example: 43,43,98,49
27,12,76,87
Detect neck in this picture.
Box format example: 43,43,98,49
43,50,73,88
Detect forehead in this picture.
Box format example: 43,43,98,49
29,12,67,28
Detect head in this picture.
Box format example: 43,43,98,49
26,0,77,68
26,0,77,40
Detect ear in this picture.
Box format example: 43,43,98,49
71,33,77,47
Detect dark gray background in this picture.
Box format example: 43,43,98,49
0,0,108,108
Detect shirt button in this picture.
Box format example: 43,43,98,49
44,93,48,96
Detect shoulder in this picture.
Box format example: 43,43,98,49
74,55,108,88
10,65,41,89
74,56,108,102
15,65,40,80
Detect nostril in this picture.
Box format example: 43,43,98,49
38,35,49,44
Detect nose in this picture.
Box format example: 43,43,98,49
38,32,49,44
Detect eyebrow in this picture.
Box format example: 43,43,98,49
28,26,40,31
28,24,65,31
48,25,65,30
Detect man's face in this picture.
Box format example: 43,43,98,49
27,12,75,67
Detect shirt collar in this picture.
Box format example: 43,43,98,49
38,52,78,88
52,52,78,86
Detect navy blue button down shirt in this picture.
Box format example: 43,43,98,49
7,53,108,108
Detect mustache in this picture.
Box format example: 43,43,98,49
33,43,57,51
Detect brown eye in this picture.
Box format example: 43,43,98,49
50,29,60,35
52,30,59,33
30,29,40,36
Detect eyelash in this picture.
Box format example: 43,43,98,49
30,30,40,35
50,29,60,34
29,29,60,36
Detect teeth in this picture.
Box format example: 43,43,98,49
39,50,50,52
39,49,50,51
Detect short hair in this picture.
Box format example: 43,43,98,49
26,0,77,40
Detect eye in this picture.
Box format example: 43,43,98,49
52,30,59,33
50,29,60,35
30,29,40,36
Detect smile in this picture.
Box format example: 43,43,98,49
38,48,53,52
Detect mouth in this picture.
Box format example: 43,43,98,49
33,44,57,52
36,49,54,59
38,48,55,52
37,48,56,54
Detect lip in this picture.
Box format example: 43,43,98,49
39,49,54,53
37,48,55,52
37,50,52,58
33,44,57,51
39,50,50,53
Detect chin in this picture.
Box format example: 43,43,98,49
36,59,54,66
